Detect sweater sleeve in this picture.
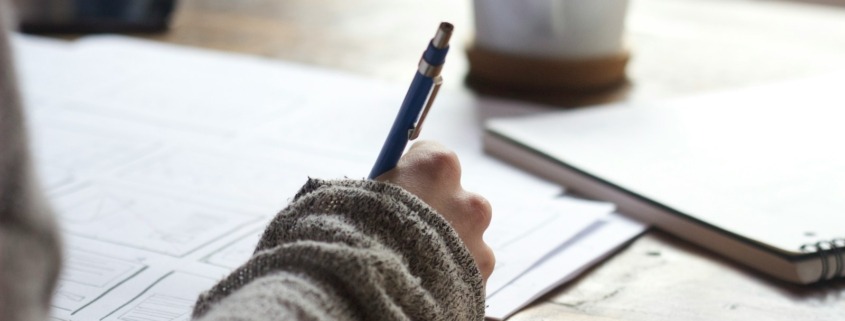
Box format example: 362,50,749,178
192,178,486,321
0,3,64,321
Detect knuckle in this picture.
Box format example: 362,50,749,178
416,149,461,181
477,246,496,276
462,193,493,229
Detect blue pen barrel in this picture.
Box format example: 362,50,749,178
368,22,452,179
368,72,434,179
423,42,449,65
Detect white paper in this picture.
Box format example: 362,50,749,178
484,196,612,294
11,34,642,320
485,212,647,320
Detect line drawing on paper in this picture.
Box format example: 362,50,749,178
200,230,263,269
102,272,216,321
51,184,262,257
114,147,354,210
50,248,146,315
29,122,159,176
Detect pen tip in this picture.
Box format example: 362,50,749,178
433,22,453,49
439,22,454,33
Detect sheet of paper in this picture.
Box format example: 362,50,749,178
485,212,647,320
11,34,641,320
484,196,613,294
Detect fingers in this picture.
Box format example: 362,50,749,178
404,141,462,187
473,243,496,282
461,191,493,232
375,140,495,282
456,192,495,282
375,140,462,202
443,191,492,238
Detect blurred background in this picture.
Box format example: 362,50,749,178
16,0,845,108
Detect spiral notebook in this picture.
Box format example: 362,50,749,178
483,72,845,284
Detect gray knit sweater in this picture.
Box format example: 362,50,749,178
0,3,485,319
192,178,486,320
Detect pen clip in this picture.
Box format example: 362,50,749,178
409,75,443,140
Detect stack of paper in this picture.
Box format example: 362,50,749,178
12,34,645,320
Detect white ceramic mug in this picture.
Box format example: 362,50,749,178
473,0,629,59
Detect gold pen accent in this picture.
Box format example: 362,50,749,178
409,75,443,140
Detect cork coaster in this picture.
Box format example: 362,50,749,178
466,44,630,93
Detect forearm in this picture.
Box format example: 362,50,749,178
193,178,485,321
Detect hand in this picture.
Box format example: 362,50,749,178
376,140,495,282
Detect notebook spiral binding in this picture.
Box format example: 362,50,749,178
800,238,845,283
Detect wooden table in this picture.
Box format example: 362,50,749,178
135,0,845,320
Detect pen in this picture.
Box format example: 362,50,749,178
368,22,453,179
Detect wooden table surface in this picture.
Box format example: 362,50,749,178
134,0,845,320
